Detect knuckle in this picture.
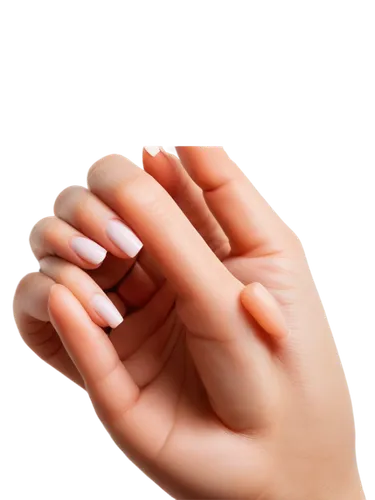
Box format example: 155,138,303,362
29,217,57,253
87,154,125,186
54,185,87,215
113,170,163,210
68,193,91,228
58,262,81,284
39,256,80,285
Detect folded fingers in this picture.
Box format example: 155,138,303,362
87,154,236,309
30,183,162,309
30,186,143,271
30,216,108,268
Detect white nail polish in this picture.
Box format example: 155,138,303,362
144,146,161,157
92,294,124,329
71,237,107,265
106,220,143,258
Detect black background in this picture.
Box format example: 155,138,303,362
1,131,375,498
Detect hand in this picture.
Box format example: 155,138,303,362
14,147,364,499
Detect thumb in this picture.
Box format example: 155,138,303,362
180,278,281,432
240,282,289,342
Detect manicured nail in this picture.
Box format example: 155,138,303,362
106,220,143,258
71,237,107,265
144,146,161,157
92,294,124,329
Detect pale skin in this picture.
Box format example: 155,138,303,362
13,147,365,499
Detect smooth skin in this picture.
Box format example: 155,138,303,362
14,147,364,499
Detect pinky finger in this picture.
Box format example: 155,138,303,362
48,285,140,425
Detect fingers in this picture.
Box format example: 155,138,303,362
240,283,289,341
39,256,124,329
48,285,140,423
54,186,143,260
143,147,230,259
13,273,83,386
32,184,157,304
30,216,107,268
87,155,235,306
175,147,292,255
32,183,163,312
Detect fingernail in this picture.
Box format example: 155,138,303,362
71,237,107,265
92,294,124,329
144,146,161,157
106,220,143,258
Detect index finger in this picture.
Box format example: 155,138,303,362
87,154,235,308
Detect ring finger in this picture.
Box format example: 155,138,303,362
54,185,143,260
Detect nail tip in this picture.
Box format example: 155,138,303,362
144,146,161,157
110,316,124,329
72,237,107,265
106,220,143,258
92,250,107,265
88,251,107,265
128,242,143,258
92,294,124,329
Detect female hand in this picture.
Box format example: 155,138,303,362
14,147,364,499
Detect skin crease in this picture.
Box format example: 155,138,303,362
13,147,365,500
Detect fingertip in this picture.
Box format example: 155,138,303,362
142,147,183,197
241,281,264,300
240,282,289,342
